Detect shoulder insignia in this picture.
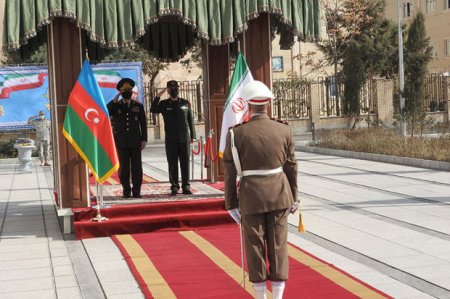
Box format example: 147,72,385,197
271,118,289,125
228,120,249,131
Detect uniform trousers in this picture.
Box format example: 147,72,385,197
117,147,143,196
37,140,50,162
242,209,289,283
165,142,190,191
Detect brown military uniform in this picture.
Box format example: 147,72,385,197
224,114,298,283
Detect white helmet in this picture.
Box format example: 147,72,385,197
241,80,274,105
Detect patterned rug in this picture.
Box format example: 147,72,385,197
92,181,224,204
89,172,157,185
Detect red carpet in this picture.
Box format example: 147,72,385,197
73,198,234,239
113,226,392,299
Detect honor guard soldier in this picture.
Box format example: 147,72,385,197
223,80,299,299
107,78,147,198
28,110,51,166
150,80,196,196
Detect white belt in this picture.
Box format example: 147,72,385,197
242,167,283,177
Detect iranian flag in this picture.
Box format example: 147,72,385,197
63,60,119,183
218,53,254,157
0,73,47,99
94,70,122,89
94,70,138,94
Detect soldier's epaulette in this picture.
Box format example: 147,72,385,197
271,118,289,125
228,120,249,131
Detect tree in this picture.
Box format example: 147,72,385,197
342,44,364,128
1,43,47,65
101,45,168,88
179,41,202,73
403,12,432,136
317,0,397,118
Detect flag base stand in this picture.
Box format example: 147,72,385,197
91,213,109,222
90,182,109,222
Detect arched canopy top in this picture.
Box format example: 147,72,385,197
2,0,321,60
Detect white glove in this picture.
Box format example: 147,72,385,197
290,201,300,214
228,208,241,224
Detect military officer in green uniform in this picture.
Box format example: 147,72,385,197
107,78,147,198
150,80,196,196
223,80,299,299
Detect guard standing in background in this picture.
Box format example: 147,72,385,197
107,78,147,198
150,80,196,196
28,110,51,166
223,80,299,299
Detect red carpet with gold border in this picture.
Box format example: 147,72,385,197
112,226,392,299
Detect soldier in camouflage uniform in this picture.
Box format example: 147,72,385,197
28,110,51,166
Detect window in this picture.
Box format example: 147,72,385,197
272,56,284,72
403,2,413,17
445,40,450,56
445,0,450,9
426,0,435,13
430,41,437,56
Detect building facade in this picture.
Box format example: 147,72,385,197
385,0,450,74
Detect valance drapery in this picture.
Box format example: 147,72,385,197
2,0,321,60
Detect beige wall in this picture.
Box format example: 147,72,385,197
154,52,203,88
385,0,450,74
0,0,5,63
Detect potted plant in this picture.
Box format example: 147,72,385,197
14,138,36,172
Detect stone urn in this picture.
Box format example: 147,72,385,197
14,138,36,173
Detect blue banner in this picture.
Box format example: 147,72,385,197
0,62,143,131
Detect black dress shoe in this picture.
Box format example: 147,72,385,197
170,189,178,196
122,193,131,198
133,194,142,198
182,189,192,195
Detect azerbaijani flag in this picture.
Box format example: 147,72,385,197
63,60,119,184
0,73,47,99
218,53,253,157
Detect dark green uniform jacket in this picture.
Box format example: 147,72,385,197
150,97,196,143
107,100,147,148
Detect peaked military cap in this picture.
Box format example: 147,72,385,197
167,80,179,88
116,78,135,90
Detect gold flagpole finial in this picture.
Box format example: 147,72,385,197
85,48,90,62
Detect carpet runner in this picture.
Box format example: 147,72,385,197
90,181,224,204
113,226,392,299
73,198,234,239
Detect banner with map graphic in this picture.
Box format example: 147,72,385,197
0,62,143,131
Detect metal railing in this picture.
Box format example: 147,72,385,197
144,80,205,125
317,77,374,117
272,79,310,119
424,73,448,112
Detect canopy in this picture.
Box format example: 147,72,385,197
2,0,321,61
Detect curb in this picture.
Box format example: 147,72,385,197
296,145,450,172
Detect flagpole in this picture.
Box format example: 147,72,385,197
91,182,108,222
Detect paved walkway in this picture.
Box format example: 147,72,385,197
1,143,450,298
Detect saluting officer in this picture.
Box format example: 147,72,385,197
223,81,299,299
28,110,51,166
150,80,196,196
107,78,147,198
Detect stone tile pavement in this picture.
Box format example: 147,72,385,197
1,144,450,298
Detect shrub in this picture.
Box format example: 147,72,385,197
315,128,450,162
